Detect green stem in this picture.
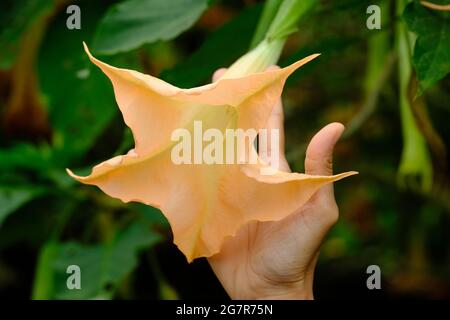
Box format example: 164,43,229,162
250,0,283,49
266,0,316,41
222,0,317,79
396,0,433,191
221,38,284,79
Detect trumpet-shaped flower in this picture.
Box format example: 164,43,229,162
67,43,356,262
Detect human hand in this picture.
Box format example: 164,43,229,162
208,68,346,300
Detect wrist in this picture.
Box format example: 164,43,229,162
255,276,315,300
230,269,315,300
256,288,314,300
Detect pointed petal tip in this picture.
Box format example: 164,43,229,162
334,170,358,179
333,170,358,182
175,242,195,263
82,42,94,60
66,168,86,182
301,53,321,64
82,41,90,56
82,42,103,69
66,168,74,177
66,168,78,179
283,53,322,76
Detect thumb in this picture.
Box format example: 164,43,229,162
305,122,345,176
304,122,345,202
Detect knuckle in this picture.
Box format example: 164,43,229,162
305,155,333,174
325,157,334,172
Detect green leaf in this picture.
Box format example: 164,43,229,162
52,223,161,299
38,2,121,164
93,0,209,55
404,2,450,93
0,185,45,226
161,4,262,87
0,143,53,171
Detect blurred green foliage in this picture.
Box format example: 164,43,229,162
404,1,450,94
0,0,449,299
93,0,209,54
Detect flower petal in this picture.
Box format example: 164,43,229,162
69,45,352,262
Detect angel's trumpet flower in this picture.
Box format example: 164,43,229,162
68,0,357,261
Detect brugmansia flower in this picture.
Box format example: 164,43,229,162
67,44,356,262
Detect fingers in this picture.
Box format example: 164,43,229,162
212,68,227,82
258,66,290,172
304,122,345,176
258,97,291,172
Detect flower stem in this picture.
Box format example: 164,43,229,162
250,0,283,49
396,0,433,191
221,38,284,79
222,0,317,79
266,0,316,41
